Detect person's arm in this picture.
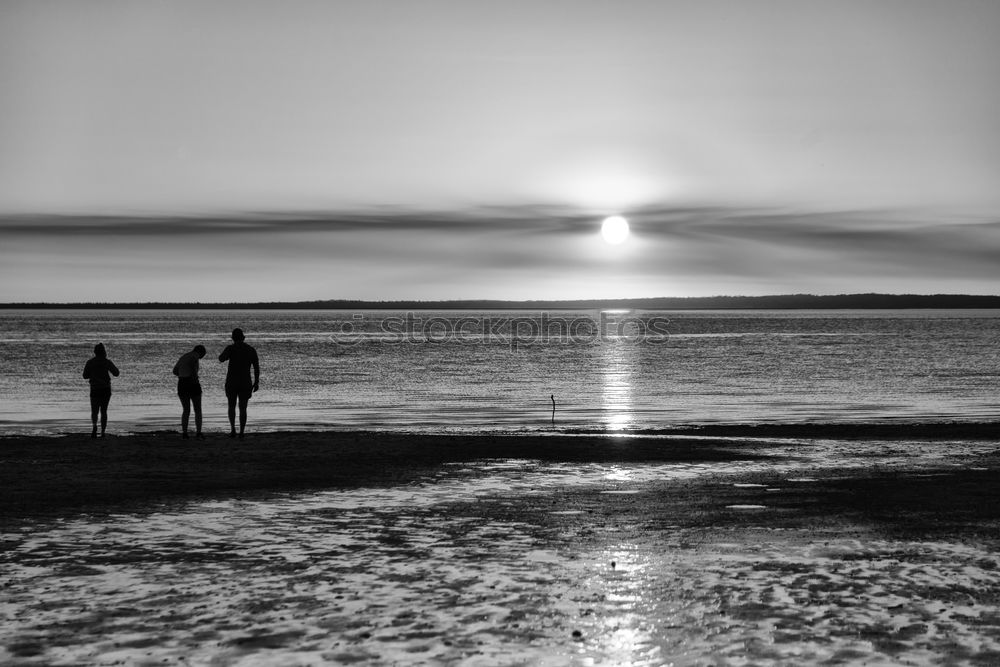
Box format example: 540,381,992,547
252,349,260,391
108,361,120,377
219,346,231,363
83,360,92,379
173,358,181,376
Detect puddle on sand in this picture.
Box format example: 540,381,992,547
2,441,1000,665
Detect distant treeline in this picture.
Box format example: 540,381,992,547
3,294,1000,310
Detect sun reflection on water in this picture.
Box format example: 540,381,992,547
603,466,635,483
600,337,635,431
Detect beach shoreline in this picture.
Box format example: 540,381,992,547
3,423,999,516
0,430,771,515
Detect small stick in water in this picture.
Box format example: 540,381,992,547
550,394,556,425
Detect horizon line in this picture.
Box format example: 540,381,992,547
4,293,1000,309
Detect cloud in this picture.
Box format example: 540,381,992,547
2,205,998,302
621,206,1000,277
0,205,594,236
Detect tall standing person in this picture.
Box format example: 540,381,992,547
83,343,120,438
173,344,206,439
219,328,259,439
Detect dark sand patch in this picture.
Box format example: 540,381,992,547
0,431,775,515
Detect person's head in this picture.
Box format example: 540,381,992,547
94,343,107,358
231,328,245,343
194,344,206,358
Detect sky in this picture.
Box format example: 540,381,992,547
1,0,999,302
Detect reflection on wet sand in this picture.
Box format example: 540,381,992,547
3,444,1000,665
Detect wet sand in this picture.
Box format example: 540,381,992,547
0,430,783,514
2,423,997,514
3,425,1000,664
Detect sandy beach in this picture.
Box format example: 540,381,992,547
3,425,1000,665
3,423,997,513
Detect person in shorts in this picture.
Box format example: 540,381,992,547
83,343,120,438
173,344,207,439
218,328,259,438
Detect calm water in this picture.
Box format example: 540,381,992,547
0,309,998,435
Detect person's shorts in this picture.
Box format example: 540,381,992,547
177,377,202,400
225,381,253,402
89,387,112,405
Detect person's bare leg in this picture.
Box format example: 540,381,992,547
192,394,203,438
180,395,191,437
90,397,99,438
99,396,109,436
238,397,249,437
227,395,237,437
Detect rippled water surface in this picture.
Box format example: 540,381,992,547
1,308,998,435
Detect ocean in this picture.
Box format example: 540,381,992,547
1,308,997,436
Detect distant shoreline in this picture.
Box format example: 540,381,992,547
3,293,1000,310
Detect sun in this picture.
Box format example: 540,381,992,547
600,216,630,245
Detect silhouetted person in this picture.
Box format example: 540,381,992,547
219,328,259,438
83,343,120,438
173,344,207,439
